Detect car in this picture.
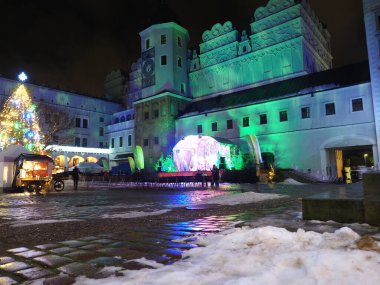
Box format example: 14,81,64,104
69,162,104,174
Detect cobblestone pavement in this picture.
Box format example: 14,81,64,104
0,181,369,284
0,214,247,284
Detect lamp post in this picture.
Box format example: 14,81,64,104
364,153,368,166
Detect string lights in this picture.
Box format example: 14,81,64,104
0,84,43,152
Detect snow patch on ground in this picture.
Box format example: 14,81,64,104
278,178,306,185
10,219,83,227
198,191,286,205
71,226,380,285
101,209,171,219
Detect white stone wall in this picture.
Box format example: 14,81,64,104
363,0,380,169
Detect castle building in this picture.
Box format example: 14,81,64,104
1,0,378,182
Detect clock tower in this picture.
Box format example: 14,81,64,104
133,1,191,172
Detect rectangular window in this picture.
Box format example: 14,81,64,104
146,38,150,49
154,109,159,118
227,119,233,130
99,117,104,123
75,118,81,128
144,111,149,120
177,57,182,67
119,137,123,147
279,111,288,122
128,135,132,146
99,142,104,148
301,107,310,119
82,119,88,129
377,15,380,30
352,98,363,112
154,136,159,145
99,127,104,136
143,138,149,147
243,117,249,127
325,103,336,116
161,55,167,65
75,137,81,146
212,122,217,132
197,124,203,134
111,138,115,148
181,83,185,94
82,138,87,147
260,114,267,125
177,36,182,47
161,34,166,44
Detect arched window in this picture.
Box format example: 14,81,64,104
126,114,131,121
114,117,119,124
121,116,126,122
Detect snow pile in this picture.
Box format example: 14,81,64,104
73,226,380,285
278,178,305,185
101,209,170,219
199,191,286,205
10,219,83,227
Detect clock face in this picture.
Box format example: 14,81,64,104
142,59,155,77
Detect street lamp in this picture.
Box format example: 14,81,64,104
364,153,368,166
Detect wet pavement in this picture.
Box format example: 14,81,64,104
0,181,373,284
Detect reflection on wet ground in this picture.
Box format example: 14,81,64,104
0,189,235,222
0,213,252,283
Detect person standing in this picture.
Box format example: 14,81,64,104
72,166,80,190
212,165,220,187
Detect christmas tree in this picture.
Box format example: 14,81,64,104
0,84,43,152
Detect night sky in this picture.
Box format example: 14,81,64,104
0,0,367,98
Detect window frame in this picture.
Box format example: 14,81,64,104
279,110,288,122
197,124,203,134
212,122,218,132
161,55,167,65
351,98,364,112
260,114,267,125
301,106,310,119
325,102,336,116
160,34,167,45
227,119,233,130
243,117,249,127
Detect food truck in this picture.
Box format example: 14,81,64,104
13,153,55,193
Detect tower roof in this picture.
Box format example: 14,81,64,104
145,0,182,28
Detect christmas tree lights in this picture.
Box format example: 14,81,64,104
0,84,43,152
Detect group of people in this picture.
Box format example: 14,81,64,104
211,164,220,187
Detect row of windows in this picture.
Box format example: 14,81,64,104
197,99,364,133
146,35,182,49
111,135,132,148
143,136,160,147
159,55,183,68
73,137,107,148
114,114,134,124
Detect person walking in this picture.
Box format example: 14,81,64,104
72,166,80,190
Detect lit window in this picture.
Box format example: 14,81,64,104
279,111,288,122
227,119,233,130
75,118,81,128
325,103,335,116
119,137,123,147
82,119,88,129
82,138,87,147
260,114,267,125
161,34,167,45
212,122,217,132
352,98,363,112
161,55,167,65
243,117,249,127
128,135,132,146
178,57,182,67
301,107,310,119
197,125,202,134
144,138,149,147
154,137,159,145
177,36,182,47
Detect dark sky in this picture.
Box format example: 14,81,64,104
0,0,367,98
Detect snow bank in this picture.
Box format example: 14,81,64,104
10,219,83,227
198,191,286,205
73,226,380,285
101,209,170,219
